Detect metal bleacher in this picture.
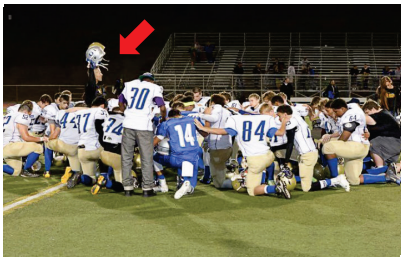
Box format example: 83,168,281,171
151,32,401,99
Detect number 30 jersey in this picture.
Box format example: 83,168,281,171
75,108,108,150
156,117,200,161
55,110,79,145
121,79,164,131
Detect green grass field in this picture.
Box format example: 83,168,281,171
3,163,401,257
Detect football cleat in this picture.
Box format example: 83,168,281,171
386,163,401,185
143,189,157,198
21,170,40,178
174,181,194,200
275,178,291,199
67,172,82,189
124,190,133,197
335,174,350,192
43,171,51,178
61,167,72,184
91,175,106,195
176,176,184,190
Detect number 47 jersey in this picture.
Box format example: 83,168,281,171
55,111,79,145
156,117,200,161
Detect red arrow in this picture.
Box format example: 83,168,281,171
120,20,154,55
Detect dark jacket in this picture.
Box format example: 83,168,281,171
324,84,339,99
233,66,244,74
280,83,294,99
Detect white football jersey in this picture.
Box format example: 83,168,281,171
76,107,108,150
6,104,20,115
203,104,232,150
225,115,276,157
41,103,59,121
226,100,242,110
29,102,46,132
55,110,79,145
193,96,210,113
107,98,119,111
121,79,163,131
270,116,288,147
292,104,309,117
3,112,31,147
286,116,317,154
340,107,369,144
319,112,339,135
103,114,124,145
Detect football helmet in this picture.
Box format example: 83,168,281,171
231,170,247,193
31,161,42,172
133,148,142,170
313,163,326,180
277,167,296,191
86,42,109,70
53,152,68,167
225,160,239,180
157,138,170,156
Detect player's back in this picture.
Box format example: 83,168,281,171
162,117,199,160
103,113,124,145
75,107,108,150
30,102,46,132
287,115,316,154
3,112,30,147
225,115,275,157
122,79,162,131
55,110,79,145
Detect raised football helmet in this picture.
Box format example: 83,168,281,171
85,42,109,70
157,138,170,155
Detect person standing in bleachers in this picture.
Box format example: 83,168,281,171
287,62,296,83
360,64,371,90
280,77,294,100
350,65,360,90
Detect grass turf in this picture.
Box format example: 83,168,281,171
3,168,401,257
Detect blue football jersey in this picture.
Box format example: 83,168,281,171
157,117,200,160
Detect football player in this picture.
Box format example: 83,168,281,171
194,112,291,198
47,102,85,182
191,94,233,189
220,91,242,110
41,94,70,177
66,96,108,188
322,99,370,185
192,87,210,113
271,95,309,117
91,107,126,194
154,109,201,199
276,105,350,192
119,72,167,197
3,101,48,177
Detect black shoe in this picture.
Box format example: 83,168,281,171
124,190,134,197
20,169,40,178
142,189,157,198
67,172,82,189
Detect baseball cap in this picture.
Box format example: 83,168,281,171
139,72,155,82
347,98,360,104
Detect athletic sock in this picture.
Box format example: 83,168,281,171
158,174,166,180
237,156,243,166
320,150,327,167
266,163,275,181
295,176,301,183
24,152,40,170
107,166,114,176
3,165,14,175
44,148,53,172
362,174,387,184
81,174,94,186
202,166,211,181
264,185,276,194
327,158,339,178
261,171,267,184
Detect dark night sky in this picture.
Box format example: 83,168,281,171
3,4,401,85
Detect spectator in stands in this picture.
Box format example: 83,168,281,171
253,63,264,88
377,76,401,117
287,62,295,83
204,42,215,63
324,80,339,99
350,65,360,90
300,57,309,67
280,77,294,99
299,62,309,90
360,64,371,89
233,62,244,90
382,66,395,76
189,42,200,70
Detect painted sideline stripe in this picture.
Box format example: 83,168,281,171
3,183,66,213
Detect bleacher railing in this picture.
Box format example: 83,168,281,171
154,73,399,98
150,34,174,74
